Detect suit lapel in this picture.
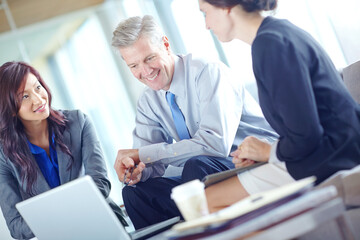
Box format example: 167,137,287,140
32,166,51,194
10,159,50,196
57,129,73,184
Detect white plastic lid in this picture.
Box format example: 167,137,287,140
171,179,205,201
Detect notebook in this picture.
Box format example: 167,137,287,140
16,175,180,240
170,176,317,232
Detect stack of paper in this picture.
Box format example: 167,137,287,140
159,176,337,240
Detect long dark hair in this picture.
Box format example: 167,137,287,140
203,0,277,12
0,61,73,194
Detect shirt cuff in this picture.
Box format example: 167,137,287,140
269,140,282,164
140,167,152,182
139,144,160,164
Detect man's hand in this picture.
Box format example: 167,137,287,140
230,136,271,168
114,149,145,186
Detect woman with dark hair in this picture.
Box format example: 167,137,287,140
198,0,360,212
0,61,127,239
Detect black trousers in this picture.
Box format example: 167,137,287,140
122,155,235,229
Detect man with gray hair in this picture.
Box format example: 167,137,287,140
112,15,277,229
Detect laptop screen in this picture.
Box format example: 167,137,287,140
16,176,131,240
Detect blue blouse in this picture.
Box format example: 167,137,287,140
27,134,60,188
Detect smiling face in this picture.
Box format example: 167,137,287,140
17,73,50,125
119,35,175,91
198,0,235,42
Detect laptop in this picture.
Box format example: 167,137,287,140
16,175,180,240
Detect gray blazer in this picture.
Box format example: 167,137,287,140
0,110,125,239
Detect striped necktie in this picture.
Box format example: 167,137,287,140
166,92,190,140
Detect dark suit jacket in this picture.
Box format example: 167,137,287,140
252,17,360,183
0,110,126,239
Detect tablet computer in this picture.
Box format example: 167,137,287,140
202,162,267,187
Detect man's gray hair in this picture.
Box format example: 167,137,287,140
112,15,164,48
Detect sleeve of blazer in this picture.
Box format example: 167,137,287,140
252,33,323,162
70,110,112,198
0,149,34,239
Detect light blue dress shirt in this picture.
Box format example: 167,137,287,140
134,54,278,181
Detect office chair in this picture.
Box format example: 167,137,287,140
0,208,15,240
343,60,360,104
299,60,360,240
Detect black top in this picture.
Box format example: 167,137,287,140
252,17,360,183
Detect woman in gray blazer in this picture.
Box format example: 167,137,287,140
0,61,127,239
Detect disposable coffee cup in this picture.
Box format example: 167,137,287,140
171,179,209,221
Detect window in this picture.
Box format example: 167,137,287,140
51,16,136,203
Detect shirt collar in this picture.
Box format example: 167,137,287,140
27,133,55,154
160,55,186,99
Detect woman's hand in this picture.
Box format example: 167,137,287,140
230,136,271,168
